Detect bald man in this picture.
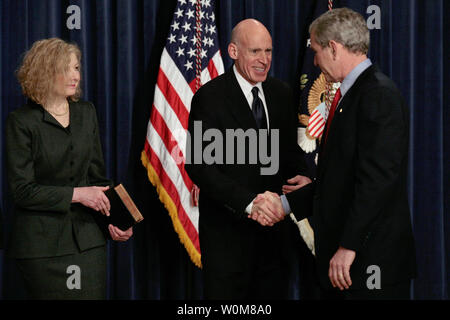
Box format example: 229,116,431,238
185,19,311,299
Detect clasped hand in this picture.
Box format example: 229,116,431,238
73,186,111,216
108,224,133,242
248,175,312,227
72,186,133,242
248,191,284,227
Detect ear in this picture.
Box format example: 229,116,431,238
328,40,339,60
228,43,238,59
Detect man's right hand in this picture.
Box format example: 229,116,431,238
248,191,285,226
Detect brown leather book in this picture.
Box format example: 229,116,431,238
97,184,144,232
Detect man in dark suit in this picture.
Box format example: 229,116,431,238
259,8,417,300
185,19,311,299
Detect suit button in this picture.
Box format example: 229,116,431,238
70,161,74,166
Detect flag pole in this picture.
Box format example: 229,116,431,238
195,0,202,91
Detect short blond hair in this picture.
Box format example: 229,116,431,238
16,38,82,105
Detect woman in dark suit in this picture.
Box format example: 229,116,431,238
5,38,132,299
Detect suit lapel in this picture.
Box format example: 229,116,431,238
33,100,69,131
262,80,278,131
224,68,259,130
222,68,279,131
318,65,376,178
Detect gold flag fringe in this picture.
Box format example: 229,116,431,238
141,150,202,268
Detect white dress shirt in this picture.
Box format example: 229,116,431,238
232,65,270,214
233,64,270,130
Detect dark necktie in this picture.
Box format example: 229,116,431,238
251,87,267,129
322,87,341,145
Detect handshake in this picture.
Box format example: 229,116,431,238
248,191,284,226
247,175,312,227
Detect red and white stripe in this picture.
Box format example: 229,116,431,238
308,108,326,138
142,47,224,267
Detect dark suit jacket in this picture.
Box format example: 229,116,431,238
5,99,111,259
185,68,308,275
287,65,416,290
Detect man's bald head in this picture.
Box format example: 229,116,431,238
230,19,271,45
228,19,273,85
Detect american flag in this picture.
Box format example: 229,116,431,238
308,105,326,138
141,0,224,268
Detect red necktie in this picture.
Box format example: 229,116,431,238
323,88,341,145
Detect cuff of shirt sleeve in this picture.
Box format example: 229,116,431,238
245,201,253,215
280,195,291,215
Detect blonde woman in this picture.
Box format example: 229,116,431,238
5,38,132,299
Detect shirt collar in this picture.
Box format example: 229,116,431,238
233,64,263,98
339,58,372,97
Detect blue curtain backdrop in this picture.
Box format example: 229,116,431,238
0,0,448,300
